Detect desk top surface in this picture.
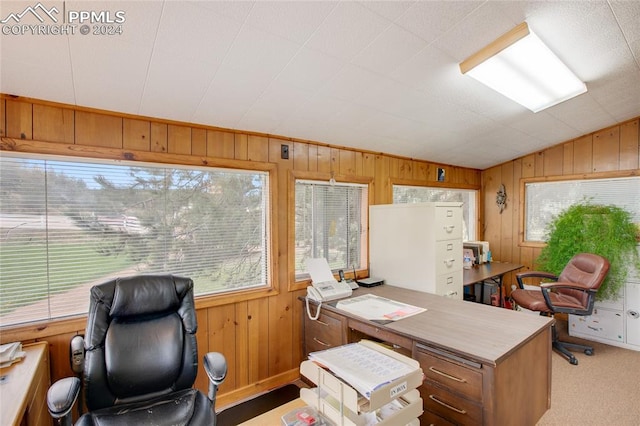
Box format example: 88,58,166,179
0,342,48,426
326,285,552,367
238,398,306,425
463,261,523,286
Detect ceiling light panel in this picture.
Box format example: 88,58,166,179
460,22,587,112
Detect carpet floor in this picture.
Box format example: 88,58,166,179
216,384,300,426
536,319,640,425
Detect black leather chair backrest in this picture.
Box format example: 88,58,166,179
557,253,610,308
83,275,198,411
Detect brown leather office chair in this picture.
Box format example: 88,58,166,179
510,253,610,365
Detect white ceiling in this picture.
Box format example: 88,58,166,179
2,1,640,170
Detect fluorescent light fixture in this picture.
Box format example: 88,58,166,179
460,22,586,113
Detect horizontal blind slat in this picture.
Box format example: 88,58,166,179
1,154,271,326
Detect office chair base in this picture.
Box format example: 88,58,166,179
553,340,594,366
551,323,594,365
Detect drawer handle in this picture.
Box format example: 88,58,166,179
429,366,467,383
316,320,330,327
444,259,456,266
313,337,331,347
443,225,455,232
429,395,467,414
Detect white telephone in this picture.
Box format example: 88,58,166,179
306,280,352,320
305,258,353,320
307,280,352,303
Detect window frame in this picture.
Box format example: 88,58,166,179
519,170,640,248
0,143,279,331
390,178,481,242
288,170,373,291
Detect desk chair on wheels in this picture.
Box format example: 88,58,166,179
46,275,227,425
510,253,610,365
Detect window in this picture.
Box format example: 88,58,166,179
0,154,271,327
523,175,640,244
294,180,368,280
392,185,477,241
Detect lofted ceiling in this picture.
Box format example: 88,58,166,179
1,1,639,170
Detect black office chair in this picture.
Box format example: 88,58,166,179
510,253,610,365
46,275,227,425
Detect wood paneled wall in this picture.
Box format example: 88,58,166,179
0,95,481,407
482,118,640,293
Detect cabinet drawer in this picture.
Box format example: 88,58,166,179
435,206,463,241
347,318,413,350
304,310,346,354
435,240,462,276
435,272,462,299
421,409,457,426
415,349,482,402
569,308,624,343
27,349,50,426
422,382,482,426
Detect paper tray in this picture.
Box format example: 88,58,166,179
301,340,423,412
300,387,422,426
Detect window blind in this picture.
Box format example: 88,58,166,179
393,185,477,241
525,176,640,242
0,154,270,326
294,180,368,277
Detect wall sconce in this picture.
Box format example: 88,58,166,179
459,22,587,112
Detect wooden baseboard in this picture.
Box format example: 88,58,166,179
216,368,300,410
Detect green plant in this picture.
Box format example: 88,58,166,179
537,202,640,301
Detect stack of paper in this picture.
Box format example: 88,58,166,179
0,342,25,367
336,294,425,321
308,342,417,399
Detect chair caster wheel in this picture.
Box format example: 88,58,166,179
584,349,593,356
570,358,578,365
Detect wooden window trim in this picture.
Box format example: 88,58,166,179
0,137,280,335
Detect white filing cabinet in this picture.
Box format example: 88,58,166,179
369,202,463,299
625,281,640,346
569,247,640,351
569,303,625,344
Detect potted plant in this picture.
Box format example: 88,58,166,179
536,201,640,301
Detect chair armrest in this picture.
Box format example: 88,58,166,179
204,352,227,403
47,377,81,421
515,271,558,289
539,281,594,292
204,352,227,385
539,281,597,315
